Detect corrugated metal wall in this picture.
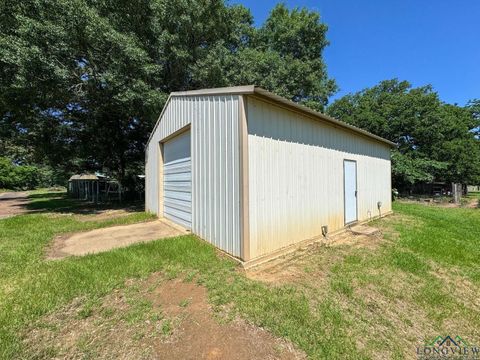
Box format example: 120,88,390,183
145,95,242,257
247,96,392,259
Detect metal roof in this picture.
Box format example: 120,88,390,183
68,174,101,181
149,85,396,147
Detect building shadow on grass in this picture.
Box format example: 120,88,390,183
25,192,144,215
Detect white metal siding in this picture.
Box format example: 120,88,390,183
145,95,241,257
247,97,392,259
163,130,192,229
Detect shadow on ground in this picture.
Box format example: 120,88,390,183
25,192,145,215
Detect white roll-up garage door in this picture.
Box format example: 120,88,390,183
163,130,191,229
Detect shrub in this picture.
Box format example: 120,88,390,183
0,157,16,189
0,157,40,190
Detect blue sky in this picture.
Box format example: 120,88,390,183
232,0,480,106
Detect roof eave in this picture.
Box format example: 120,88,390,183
171,85,255,97
251,86,396,148
147,85,396,148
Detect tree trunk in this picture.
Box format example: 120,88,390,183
452,183,462,204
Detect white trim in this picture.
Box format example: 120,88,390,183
171,85,255,97
146,93,173,146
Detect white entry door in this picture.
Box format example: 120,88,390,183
344,160,358,224
163,130,191,229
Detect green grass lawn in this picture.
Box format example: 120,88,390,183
0,191,479,359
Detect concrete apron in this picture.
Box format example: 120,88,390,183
55,218,188,258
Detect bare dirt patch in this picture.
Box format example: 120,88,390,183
246,245,322,284
0,191,29,219
47,208,138,222
23,273,306,360
397,197,480,209
465,197,479,209
75,208,134,222
46,219,187,259
247,229,383,285
397,198,458,208
147,277,305,360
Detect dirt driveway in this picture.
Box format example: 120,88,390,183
47,219,188,259
0,191,29,219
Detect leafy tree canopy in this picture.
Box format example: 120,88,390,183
327,79,480,190
0,0,336,186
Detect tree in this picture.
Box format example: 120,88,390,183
466,99,480,138
327,79,480,190
390,150,447,190
188,3,337,110
232,4,336,111
0,1,336,186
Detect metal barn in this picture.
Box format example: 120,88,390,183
145,86,394,264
